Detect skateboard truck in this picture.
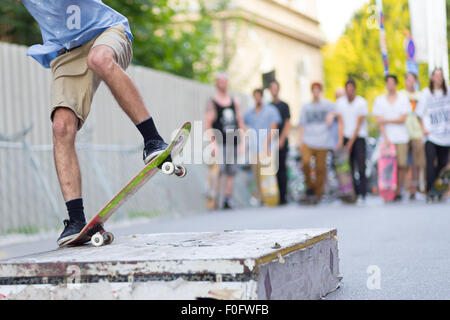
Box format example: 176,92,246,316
161,162,187,178
91,231,114,247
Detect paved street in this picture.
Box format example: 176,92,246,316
1,196,449,300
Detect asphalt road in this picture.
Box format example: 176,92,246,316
1,196,449,300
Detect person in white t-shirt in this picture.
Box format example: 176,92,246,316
399,73,425,200
373,75,411,201
415,68,450,199
335,79,369,200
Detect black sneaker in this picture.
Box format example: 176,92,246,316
57,219,86,246
393,194,403,202
426,192,435,204
300,189,318,205
143,139,171,165
223,198,234,210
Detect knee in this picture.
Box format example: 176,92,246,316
87,47,116,76
52,109,78,142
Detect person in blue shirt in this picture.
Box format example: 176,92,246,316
244,89,282,205
19,1,172,245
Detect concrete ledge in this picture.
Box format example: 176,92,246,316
0,229,340,300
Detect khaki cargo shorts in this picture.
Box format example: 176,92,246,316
408,139,425,168
50,25,132,129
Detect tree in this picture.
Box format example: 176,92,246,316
0,0,41,46
322,0,430,137
103,0,222,82
0,0,221,83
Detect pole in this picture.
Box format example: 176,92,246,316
376,0,390,76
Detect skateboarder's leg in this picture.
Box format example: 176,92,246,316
314,149,328,199
348,140,358,194
49,39,104,244
353,138,367,198
300,144,314,194
413,139,426,193
87,27,167,163
222,144,238,209
425,141,438,193
406,141,416,196
52,108,82,202
396,143,408,197
87,45,150,125
277,146,288,205
435,145,450,176
52,108,87,245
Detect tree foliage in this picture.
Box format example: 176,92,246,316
322,0,431,137
103,0,222,82
0,0,41,46
0,0,221,83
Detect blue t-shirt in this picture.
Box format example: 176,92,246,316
22,0,133,68
244,104,282,153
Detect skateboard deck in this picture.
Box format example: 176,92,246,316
59,122,191,248
259,155,280,207
428,165,450,203
378,142,397,202
205,163,220,210
334,149,356,203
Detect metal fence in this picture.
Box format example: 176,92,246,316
0,42,252,235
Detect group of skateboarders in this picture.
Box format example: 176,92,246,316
206,70,450,208
15,1,450,247
204,73,291,209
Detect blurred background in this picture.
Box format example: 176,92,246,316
0,0,448,235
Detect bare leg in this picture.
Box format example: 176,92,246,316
52,108,82,201
87,45,150,125
225,175,235,199
397,167,407,196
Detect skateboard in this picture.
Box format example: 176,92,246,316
59,122,191,248
334,149,356,203
427,165,450,203
205,163,220,210
259,155,280,207
287,152,305,203
378,142,397,202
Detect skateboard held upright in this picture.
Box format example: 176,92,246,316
205,162,220,210
259,154,280,207
428,164,450,203
59,122,191,248
378,142,397,202
334,149,357,204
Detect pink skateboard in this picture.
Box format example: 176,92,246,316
378,142,397,202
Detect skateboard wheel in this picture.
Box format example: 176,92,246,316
175,165,187,178
91,233,104,247
162,162,175,175
104,232,114,245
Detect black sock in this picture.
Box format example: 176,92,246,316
136,117,163,144
66,198,86,223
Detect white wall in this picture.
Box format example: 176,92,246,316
0,42,251,234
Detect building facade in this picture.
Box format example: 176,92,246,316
212,0,326,124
